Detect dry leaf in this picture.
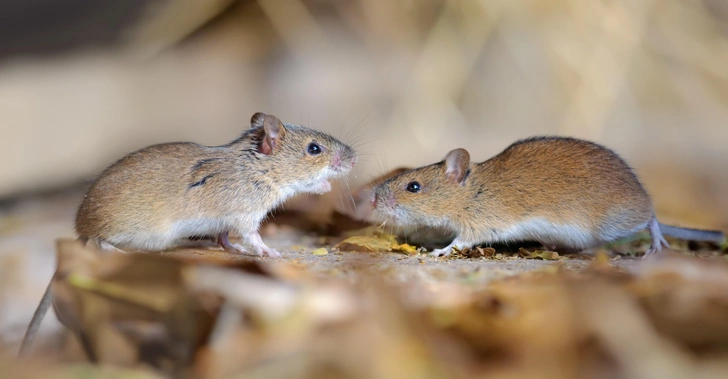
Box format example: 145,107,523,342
50,239,219,371
312,248,329,255
455,246,496,258
335,233,397,252
528,250,560,260
392,243,418,255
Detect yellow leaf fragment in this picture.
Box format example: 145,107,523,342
528,250,560,260
335,235,396,252
594,250,612,265
392,243,418,255
311,248,329,255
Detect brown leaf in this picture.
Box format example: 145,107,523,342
457,246,496,258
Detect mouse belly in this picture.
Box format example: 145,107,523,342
97,213,265,252
472,218,603,249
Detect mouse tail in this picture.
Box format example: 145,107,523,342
658,223,726,244
18,283,53,357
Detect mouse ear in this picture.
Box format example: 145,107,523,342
444,148,470,185
251,112,266,129
259,114,286,155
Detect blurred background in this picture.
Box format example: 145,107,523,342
1,0,728,346
1,0,728,225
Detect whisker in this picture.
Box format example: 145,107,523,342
346,112,373,144
342,111,372,147
342,177,357,213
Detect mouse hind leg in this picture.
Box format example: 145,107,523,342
643,215,669,258
217,231,248,255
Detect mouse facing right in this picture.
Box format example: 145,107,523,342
371,136,725,258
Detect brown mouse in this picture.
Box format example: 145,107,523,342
76,112,357,257
371,136,725,258
19,113,357,356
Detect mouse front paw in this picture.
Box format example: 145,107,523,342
430,248,452,257
258,246,282,258
227,243,248,255
218,231,248,255
245,232,282,258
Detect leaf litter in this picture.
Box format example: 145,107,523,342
5,233,728,379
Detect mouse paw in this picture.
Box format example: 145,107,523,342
226,243,248,255
217,231,248,255
643,247,662,259
257,246,282,258
245,232,282,258
430,248,452,257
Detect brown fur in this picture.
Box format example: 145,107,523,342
76,113,357,254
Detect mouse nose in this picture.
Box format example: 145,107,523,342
386,195,396,209
332,152,342,169
370,193,377,209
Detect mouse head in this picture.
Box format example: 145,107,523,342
371,148,471,228
247,112,357,195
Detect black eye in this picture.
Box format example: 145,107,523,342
406,181,421,193
307,142,322,155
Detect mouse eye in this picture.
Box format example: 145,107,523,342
406,181,421,193
307,142,322,155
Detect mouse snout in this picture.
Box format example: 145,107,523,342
331,151,344,170
372,187,396,210
332,149,357,171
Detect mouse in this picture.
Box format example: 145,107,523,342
371,136,725,258
19,112,357,357
75,112,357,257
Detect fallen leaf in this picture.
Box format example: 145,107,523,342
593,250,611,266
334,234,397,252
456,246,496,258
528,250,560,260
312,248,329,255
393,243,418,255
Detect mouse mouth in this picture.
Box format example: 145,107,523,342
309,179,332,194
372,207,411,228
330,163,354,176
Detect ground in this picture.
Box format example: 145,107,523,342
1,188,727,378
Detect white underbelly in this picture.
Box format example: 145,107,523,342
487,218,598,248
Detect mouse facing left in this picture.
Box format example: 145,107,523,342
371,136,725,258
